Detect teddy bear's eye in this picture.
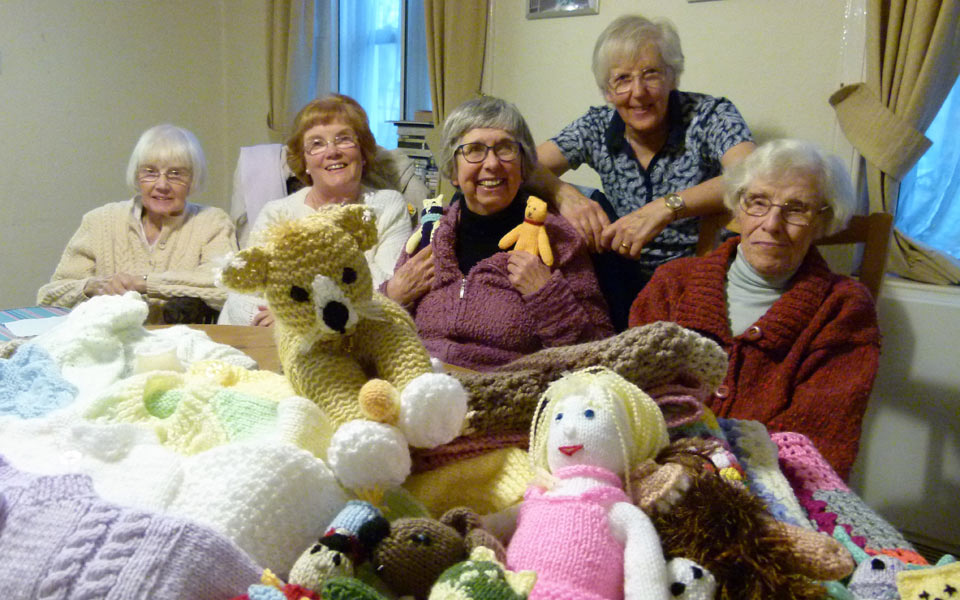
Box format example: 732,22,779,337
410,533,431,545
342,267,357,284
290,285,310,302
555,412,563,421
583,409,595,419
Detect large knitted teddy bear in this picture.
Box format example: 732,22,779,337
218,205,467,493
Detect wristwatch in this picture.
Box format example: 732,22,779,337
664,192,685,221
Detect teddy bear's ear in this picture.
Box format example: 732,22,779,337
218,247,270,293
439,506,481,537
333,204,379,252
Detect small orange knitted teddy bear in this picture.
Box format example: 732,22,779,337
498,195,553,266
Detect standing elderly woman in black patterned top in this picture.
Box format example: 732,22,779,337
530,14,756,329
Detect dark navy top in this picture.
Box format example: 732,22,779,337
552,90,752,270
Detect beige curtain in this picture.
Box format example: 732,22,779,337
267,0,334,137
830,0,960,284
424,0,488,198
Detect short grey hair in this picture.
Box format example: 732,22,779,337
592,14,684,94
723,139,856,235
125,124,207,195
437,96,538,184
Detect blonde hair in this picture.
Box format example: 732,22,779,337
529,366,669,497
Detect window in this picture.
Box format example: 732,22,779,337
895,75,960,262
330,0,431,149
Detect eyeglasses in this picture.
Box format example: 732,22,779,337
138,166,191,187
304,134,358,156
608,68,668,96
739,194,830,227
455,140,522,164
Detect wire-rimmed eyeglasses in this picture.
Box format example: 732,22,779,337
304,134,358,156
739,194,830,227
137,166,191,187
607,68,668,96
455,140,522,164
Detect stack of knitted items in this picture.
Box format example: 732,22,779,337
0,455,261,599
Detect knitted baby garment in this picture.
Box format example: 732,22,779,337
0,454,261,599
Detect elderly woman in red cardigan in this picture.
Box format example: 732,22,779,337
628,139,880,479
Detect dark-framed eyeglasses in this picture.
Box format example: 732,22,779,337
739,193,830,227
304,134,358,156
608,68,668,96
455,140,522,164
137,166,192,187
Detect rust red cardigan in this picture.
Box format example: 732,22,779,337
628,238,880,479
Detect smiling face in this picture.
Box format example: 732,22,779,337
138,164,191,218
546,392,626,475
452,128,524,216
604,44,676,143
302,120,364,196
737,171,828,278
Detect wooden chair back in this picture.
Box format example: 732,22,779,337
696,211,894,299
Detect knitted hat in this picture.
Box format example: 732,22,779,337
0,454,260,599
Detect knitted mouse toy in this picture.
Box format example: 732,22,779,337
505,366,672,600
218,205,467,493
498,195,553,266
406,194,444,254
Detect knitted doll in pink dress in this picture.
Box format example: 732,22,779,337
506,366,672,600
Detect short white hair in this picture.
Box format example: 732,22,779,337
723,139,856,235
125,124,206,194
592,14,684,94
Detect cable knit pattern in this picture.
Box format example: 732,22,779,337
629,237,881,479
0,455,260,599
389,197,613,371
37,198,237,324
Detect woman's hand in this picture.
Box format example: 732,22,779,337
385,245,435,308
600,200,674,259
83,272,144,297
506,251,552,295
252,306,275,327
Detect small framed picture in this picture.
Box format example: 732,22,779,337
527,0,599,20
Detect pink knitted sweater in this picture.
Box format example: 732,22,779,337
507,465,629,600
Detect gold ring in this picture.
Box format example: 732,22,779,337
620,242,629,248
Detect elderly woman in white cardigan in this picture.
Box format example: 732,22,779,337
37,124,237,324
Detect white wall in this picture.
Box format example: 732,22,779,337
485,0,854,188
0,0,272,309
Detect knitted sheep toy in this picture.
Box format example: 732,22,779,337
218,205,467,493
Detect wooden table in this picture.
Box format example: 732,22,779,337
149,324,281,372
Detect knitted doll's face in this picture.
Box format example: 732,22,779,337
546,391,626,475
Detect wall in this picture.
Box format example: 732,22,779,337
485,0,856,189
0,0,272,310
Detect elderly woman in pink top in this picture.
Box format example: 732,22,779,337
382,97,613,371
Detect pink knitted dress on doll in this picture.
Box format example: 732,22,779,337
506,465,628,600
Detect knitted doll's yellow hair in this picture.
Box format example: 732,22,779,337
529,366,669,494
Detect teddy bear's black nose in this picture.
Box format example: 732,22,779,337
670,582,686,596
323,301,350,334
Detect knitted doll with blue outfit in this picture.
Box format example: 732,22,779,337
505,366,672,600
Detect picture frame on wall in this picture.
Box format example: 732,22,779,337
527,0,599,19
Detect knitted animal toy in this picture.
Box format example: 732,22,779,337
370,506,507,600
429,546,537,600
498,195,553,266
666,558,717,600
505,366,672,600
406,194,444,254
218,205,468,492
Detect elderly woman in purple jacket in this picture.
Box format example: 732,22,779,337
383,97,614,371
